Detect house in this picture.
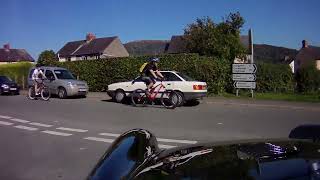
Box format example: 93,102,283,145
0,44,34,65
125,34,250,57
166,35,189,54
57,33,129,62
294,40,320,72
124,40,169,56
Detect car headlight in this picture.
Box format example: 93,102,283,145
67,82,77,87
1,84,9,89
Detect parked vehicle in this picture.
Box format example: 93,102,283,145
0,75,20,95
87,125,320,180
28,66,89,99
107,71,207,106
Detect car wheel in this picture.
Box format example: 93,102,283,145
175,91,185,107
114,90,125,103
58,87,67,99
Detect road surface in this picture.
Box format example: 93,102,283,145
0,94,319,180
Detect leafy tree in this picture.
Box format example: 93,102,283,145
37,50,57,65
296,62,320,93
184,12,246,62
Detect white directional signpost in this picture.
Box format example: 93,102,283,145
232,29,256,97
232,74,256,81
233,64,257,97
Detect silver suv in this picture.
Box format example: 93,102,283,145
28,66,89,98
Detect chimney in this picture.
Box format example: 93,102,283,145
86,33,96,42
302,40,308,48
3,43,10,51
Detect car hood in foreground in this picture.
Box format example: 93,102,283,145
87,125,320,180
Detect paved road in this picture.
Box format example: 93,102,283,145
0,94,319,180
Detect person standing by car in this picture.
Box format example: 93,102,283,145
32,64,46,95
140,57,164,96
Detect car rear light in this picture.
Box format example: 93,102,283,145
193,85,206,90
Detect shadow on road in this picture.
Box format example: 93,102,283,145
101,98,201,108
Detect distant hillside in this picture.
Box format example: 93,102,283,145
124,40,169,56
125,40,299,64
254,44,298,64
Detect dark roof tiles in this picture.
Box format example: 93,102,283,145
0,49,34,62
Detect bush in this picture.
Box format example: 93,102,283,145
43,55,298,94
53,54,230,94
0,62,34,89
256,62,294,93
296,63,320,93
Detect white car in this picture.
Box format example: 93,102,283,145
107,71,207,106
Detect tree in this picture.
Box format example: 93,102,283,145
295,62,320,93
37,50,57,65
184,12,246,62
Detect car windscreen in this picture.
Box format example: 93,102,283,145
54,70,75,80
177,73,195,81
0,76,12,83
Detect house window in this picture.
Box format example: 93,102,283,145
67,57,71,62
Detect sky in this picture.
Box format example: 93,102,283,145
1,0,320,59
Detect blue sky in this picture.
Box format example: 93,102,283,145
1,0,320,59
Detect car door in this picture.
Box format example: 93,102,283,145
127,77,146,92
44,70,57,94
161,72,183,91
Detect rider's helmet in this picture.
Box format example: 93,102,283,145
149,57,160,63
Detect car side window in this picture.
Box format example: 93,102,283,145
45,70,55,80
134,77,143,82
162,72,182,81
29,69,35,78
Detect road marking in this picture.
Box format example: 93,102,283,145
99,133,120,137
157,138,197,144
0,115,12,119
217,123,223,125
0,120,14,126
99,133,197,145
84,137,114,143
9,118,30,123
56,127,88,133
158,144,177,149
42,130,72,136
14,125,38,131
29,122,53,127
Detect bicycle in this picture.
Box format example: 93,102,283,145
131,80,179,109
28,78,51,101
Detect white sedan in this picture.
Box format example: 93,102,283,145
107,71,207,106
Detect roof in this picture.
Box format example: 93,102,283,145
295,45,320,64
124,40,169,56
0,49,34,62
32,66,67,71
240,35,249,49
166,36,188,54
57,37,118,57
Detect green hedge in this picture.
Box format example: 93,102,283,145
295,63,320,94
256,62,294,93
50,54,230,94
0,62,34,89
44,55,298,94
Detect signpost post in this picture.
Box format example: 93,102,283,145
233,29,255,98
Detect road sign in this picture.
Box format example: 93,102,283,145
232,74,256,81
232,64,257,74
233,81,256,89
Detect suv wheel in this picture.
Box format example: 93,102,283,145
58,87,67,99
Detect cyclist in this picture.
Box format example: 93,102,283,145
140,57,164,96
32,64,46,96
